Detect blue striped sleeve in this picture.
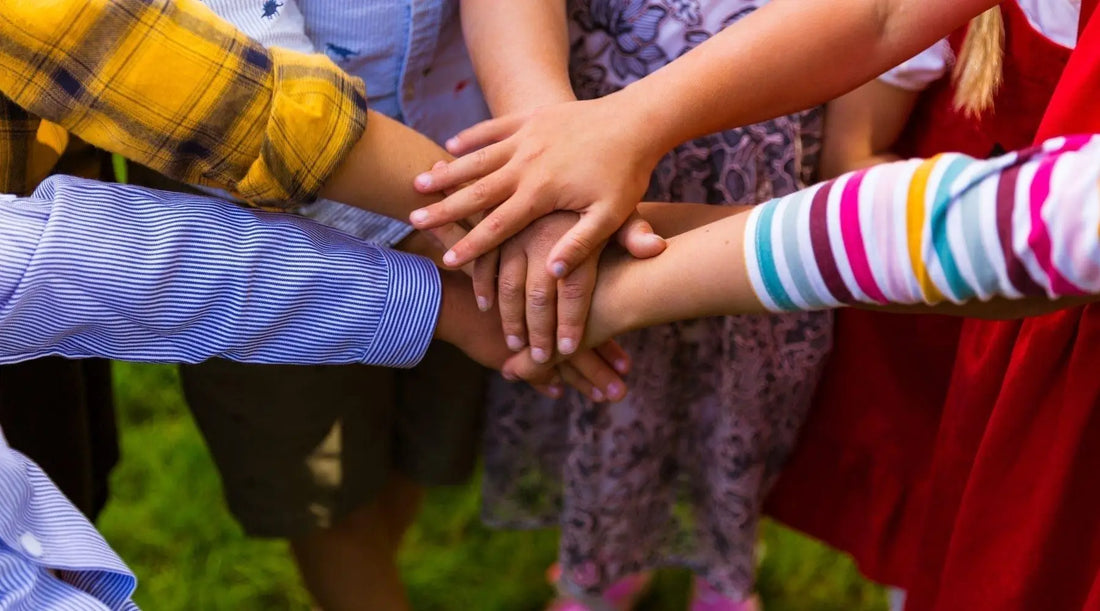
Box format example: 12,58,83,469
0,439,138,610
0,176,440,368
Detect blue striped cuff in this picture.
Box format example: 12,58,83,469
361,248,441,368
298,199,414,247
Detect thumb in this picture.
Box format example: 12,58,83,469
615,212,667,259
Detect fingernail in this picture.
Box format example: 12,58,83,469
442,250,459,266
410,209,429,225
446,137,460,150
591,388,605,402
531,347,549,363
550,261,567,278
502,370,517,381
607,382,624,400
414,173,432,189
506,335,525,351
548,384,564,398
614,359,629,374
558,337,576,355
476,296,491,311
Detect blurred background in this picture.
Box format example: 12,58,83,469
99,363,888,611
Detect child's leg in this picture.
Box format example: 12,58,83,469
291,476,422,611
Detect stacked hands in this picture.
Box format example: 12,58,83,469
413,100,668,402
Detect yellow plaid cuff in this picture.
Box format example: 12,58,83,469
0,0,367,205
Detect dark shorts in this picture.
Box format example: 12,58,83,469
179,342,486,538
0,358,118,520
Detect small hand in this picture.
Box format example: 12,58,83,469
410,95,665,278
434,271,627,402
491,211,600,360
497,245,640,385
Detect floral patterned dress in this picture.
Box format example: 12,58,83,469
482,0,833,600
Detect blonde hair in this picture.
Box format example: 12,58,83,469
952,7,1006,117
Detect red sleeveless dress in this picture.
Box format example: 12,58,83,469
765,2,1088,607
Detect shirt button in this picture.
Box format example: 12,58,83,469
403,83,415,99
20,533,43,558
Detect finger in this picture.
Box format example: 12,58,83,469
501,350,558,385
556,362,603,402
444,114,526,155
411,174,517,237
531,381,565,400
546,207,632,278
555,258,597,356
424,223,476,276
526,259,558,365
442,190,550,268
498,247,528,352
595,340,631,375
472,247,499,311
412,141,511,195
615,212,667,259
564,350,627,402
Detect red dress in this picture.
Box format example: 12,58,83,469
765,2,1088,606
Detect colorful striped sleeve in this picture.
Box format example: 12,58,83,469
746,134,1100,311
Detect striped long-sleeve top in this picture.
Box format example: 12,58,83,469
746,134,1100,311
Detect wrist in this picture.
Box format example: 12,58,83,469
610,85,683,168
433,271,466,347
494,85,577,116
586,250,650,346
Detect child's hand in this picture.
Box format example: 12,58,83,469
435,270,626,402
498,244,645,385
409,95,666,278
491,211,602,362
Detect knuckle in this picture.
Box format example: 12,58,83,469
483,213,505,234
566,233,597,256
558,280,591,302
526,286,551,310
498,276,524,300
471,179,491,204
473,147,489,168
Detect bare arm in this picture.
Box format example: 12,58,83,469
410,0,998,277
820,79,919,178
622,0,997,157
500,136,1100,380
460,0,574,115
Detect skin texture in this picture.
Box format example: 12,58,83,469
456,0,665,360
315,109,629,400
411,0,1001,278
497,201,1100,382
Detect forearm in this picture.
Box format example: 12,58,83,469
636,202,748,238
460,0,574,114
0,176,441,367
594,135,1100,337
319,111,452,220
617,0,997,157
820,80,917,178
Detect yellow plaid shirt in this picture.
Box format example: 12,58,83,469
0,0,367,205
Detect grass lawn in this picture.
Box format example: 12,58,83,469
97,362,887,611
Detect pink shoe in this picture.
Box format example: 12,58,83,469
545,564,652,611
689,577,762,611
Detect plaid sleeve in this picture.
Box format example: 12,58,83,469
0,0,367,207
0,97,43,195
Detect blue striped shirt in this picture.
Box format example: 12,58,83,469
0,175,441,366
0,174,444,608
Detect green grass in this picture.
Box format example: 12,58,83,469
97,362,887,610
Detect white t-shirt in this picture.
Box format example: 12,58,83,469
880,0,1081,91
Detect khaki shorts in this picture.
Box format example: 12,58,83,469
179,342,485,538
